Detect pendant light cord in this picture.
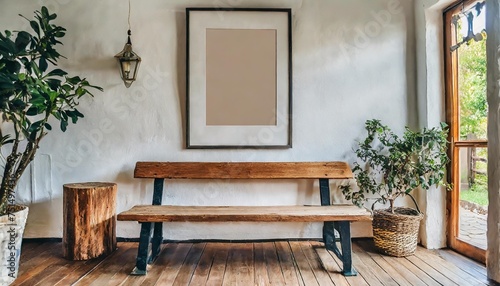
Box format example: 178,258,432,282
128,0,131,31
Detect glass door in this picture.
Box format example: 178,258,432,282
444,0,487,263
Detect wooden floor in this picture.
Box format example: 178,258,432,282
12,239,497,286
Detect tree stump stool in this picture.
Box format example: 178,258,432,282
63,182,117,260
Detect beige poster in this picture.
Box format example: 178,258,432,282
205,28,277,126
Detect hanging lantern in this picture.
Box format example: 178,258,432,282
115,29,141,88
115,0,141,88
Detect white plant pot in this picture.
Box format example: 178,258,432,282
0,205,28,285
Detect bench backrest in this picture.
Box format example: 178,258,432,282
134,162,353,179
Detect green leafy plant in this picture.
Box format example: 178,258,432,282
340,119,451,213
459,37,487,140
0,6,102,215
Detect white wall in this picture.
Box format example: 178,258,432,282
1,0,418,239
413,0,455,249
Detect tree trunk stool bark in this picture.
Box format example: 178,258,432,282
63,182,117,260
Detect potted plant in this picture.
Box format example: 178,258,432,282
0,6,102,283
340,119,450,257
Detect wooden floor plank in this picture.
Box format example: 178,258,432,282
379,255,427,286
299,241,334,285
91,246,137,286
12,243,63,285
104,247,148,286
351,243,398,286
405,255,458,286
222,243,254,286
18,243,70,285
51,259,107,286
309,241,350,286
15,242,57,278
325,243,370,286
121,243,179,286
172,243,206,285
189,242,219,285
352,243,399,286
73,244,135,285
411,251,473,285
437,249,492,285
18,241,44,262
356,240,413,286
393,255,442,286
11,240,493,286
205,242,231,286
415,246,488,286
349,249,385,286
289,241,319,285
34,252,107,286
149,243,193,285
274,241,304,286
254,243,272,286
16,256,63,285
262,242,287,285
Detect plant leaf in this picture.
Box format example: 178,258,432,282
60,119,68,132
29,20,40,36
46,68,67,77
39,57,48,72
14,31,31,51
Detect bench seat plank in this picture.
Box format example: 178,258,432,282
117,205,372,222
134,162,353,179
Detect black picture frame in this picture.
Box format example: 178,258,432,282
186,8,292,149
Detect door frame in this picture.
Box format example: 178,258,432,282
444,0,487,263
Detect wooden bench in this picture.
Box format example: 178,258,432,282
117,162,372,276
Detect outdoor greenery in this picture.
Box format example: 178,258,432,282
458,32,488,205
461,189,488,206
0,7,102,216
341,119,450,213
461,148,488,206
459,37,487,140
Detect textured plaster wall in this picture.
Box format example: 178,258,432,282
1,0,418,239
413,0,455,249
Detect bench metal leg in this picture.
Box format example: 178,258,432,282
319,179,357,276
131,178,164,275
336,221,356,276
323,221,357,276
132,222,153,275
151,222,163,262
149,178,164,263
323,221,336,247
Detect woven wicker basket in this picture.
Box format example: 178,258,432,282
372,207,424,257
